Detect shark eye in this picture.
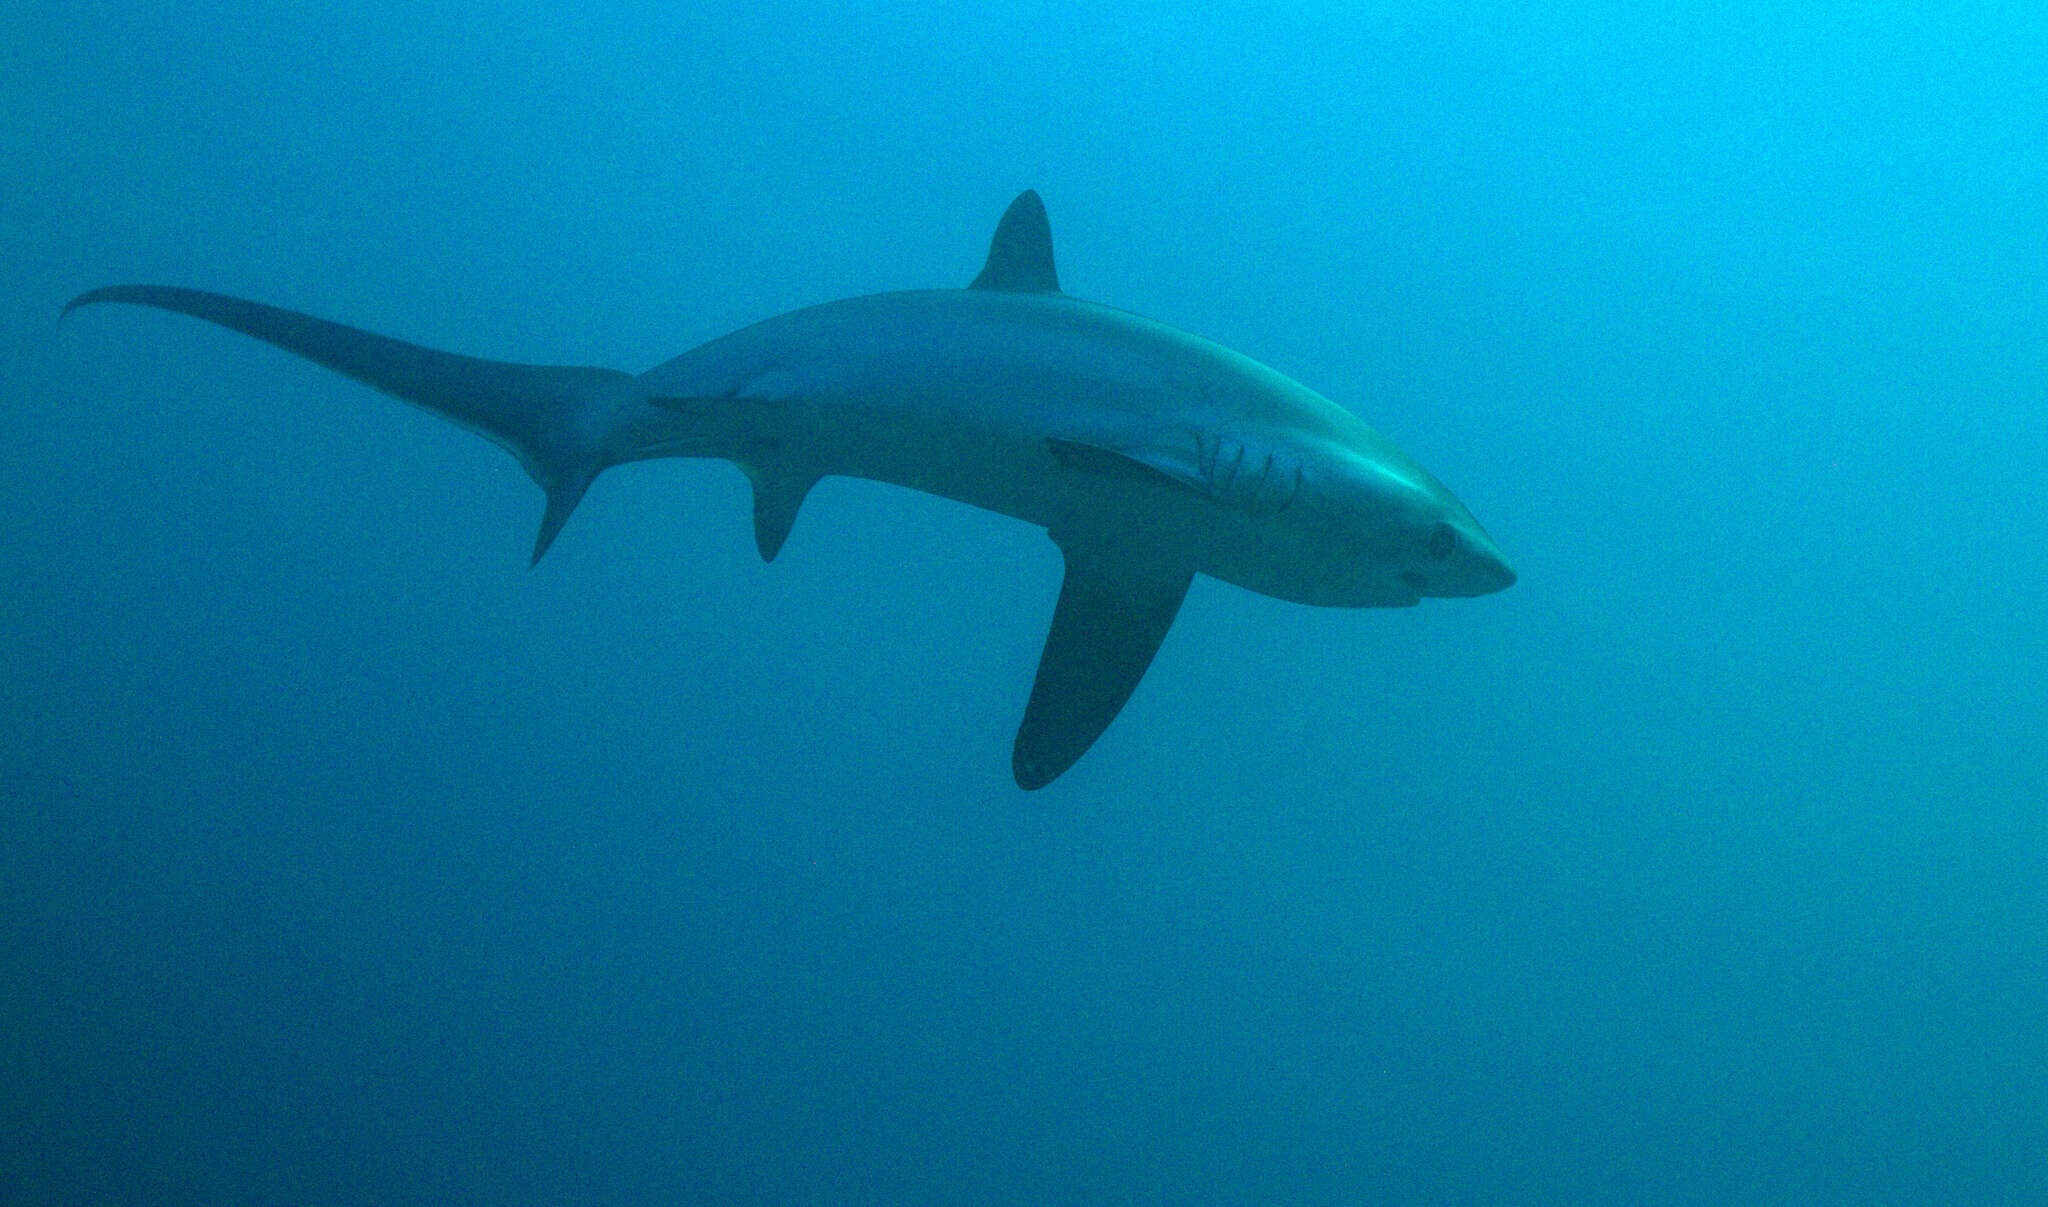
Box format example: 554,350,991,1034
1428,521,1457,559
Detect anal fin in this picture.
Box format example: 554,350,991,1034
1013,534,1194,790
741,459,818,562
532,465,599,565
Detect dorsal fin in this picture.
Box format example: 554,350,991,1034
969,190,1060,293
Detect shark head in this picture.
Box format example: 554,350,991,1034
1300,445,1516,606
1413,507,1516,599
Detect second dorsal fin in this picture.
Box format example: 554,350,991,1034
969,190,1060,293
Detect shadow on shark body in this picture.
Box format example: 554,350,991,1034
64,191,1513,789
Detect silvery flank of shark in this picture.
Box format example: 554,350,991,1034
63,191,1515,789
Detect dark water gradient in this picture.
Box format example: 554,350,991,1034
6,2,2046,1203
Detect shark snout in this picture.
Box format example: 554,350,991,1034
1472,549,1516,594
1444,538,1515,597
1409,531,1515,598
1447,517,1515,597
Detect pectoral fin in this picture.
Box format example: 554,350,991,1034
1013,535,1193,790
1046,436,1206,498
1047,433,1302,516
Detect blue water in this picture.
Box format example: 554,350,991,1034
6,3,2046,1203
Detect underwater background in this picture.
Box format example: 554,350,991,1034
5,2,2045,1202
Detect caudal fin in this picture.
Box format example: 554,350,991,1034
63,285,633,562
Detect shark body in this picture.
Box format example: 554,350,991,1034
66,192,1512,788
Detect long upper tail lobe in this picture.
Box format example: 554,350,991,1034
63,285,633,561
